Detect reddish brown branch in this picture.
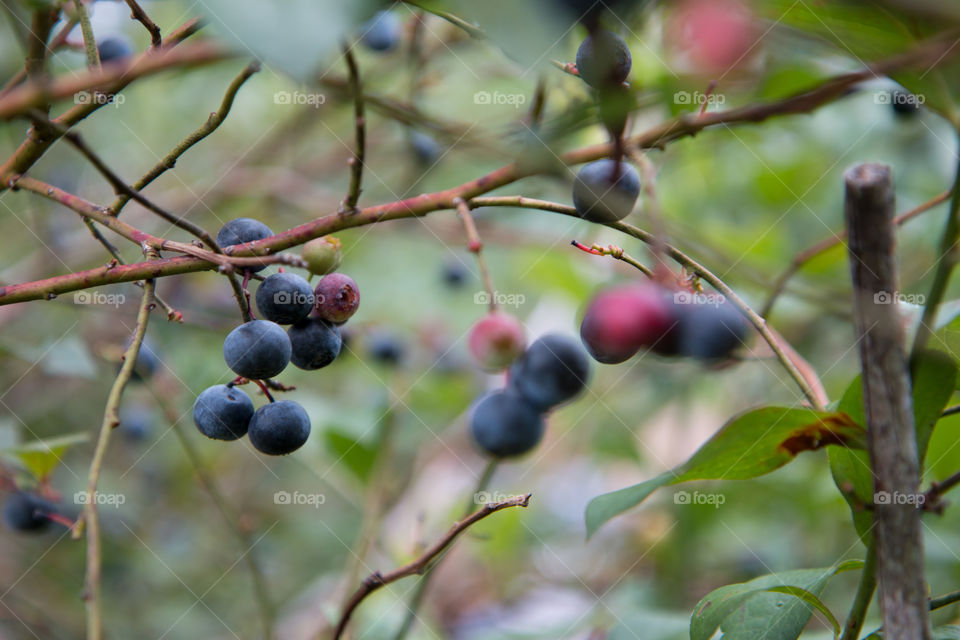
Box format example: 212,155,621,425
332,493,531,640
123,0,162,48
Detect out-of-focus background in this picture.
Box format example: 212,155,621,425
1,0,960,638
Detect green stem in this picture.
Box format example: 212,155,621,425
840,540,877,640
391,459,498,640
73,0,101,69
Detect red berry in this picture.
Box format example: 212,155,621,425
579,284,675,364
468,312,526,371
313,273,360,324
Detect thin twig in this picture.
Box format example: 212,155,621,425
571,240,654,277
840,541,877,640
340,43,365,213
455,198,496,311
922,468,960,514
72,0,101,70
334,488,525,640
930,588,960,611
81,265,156,640
400,1,485,38
123,0,162,48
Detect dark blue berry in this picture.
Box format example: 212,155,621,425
576,30,631,88
288,318,342,370
411,131,442,164
470,389,545,458
509,334,591,410
675,299,748,361
98,36,133,63
223,320,291,379
216,218,273,273
3,492,56,532
248,401,311,455
572,159,641,222
442,259,468,289
360,11,401,52
367,330,404,366
192,384,255,441
256,273,314,325
890,88,922,117
119,404,154,441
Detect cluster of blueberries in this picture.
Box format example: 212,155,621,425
469,335,591,458
2,492,59,534
580,282,749,364
192,219,359,456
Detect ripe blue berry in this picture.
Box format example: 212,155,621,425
256,273,314,325
3,492,56,532
248,401,311,455
216,218,273,273
119,404,154,441
288,319,342,370
192,384,255,441
442,259,468,288
367,330,405,366
223,320,292,379
576,30,632,88
470,389,545,458
675,299,748,360
128,336,161,381
509,334,591,410
98,36,133,63
890,89,921,117
360,11,401,52
411,131,442,164
572,159,641,222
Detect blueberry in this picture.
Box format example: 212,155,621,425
367,330,405,366
410,131,442,164
97,36,133,63
248,400,311,455
890,88,921,117
255,273,314,325
192,384,255,441
216,218,274,273
301,237,342,276
313,273,360,324
576,30,631,88
441,259,469,289
675,298,749,360
509,334,591,410
470,389,545,458
579,283,675,364
360,11,401,52
119,404,154,441
223,320,292,379
288,318,342,370
572,159,641,222
468,312,525,371
3,492,56,532
128,336,161,381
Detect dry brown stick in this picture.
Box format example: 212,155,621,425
332,493,532,640
844,163,930,640
123,0,162,48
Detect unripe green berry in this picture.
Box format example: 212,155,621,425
302,237,343,276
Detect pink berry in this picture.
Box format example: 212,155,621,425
579,283,675,364
468,312,526,371
313,273,360,324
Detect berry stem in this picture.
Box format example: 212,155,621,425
455,198,497,312
252,379,275,402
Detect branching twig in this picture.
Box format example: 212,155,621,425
455,198,496,311
340,44,366,213
81,267,156,640
333,491,528,640
123,0,162,48
571,240,654,277
921,469,960,514
400,1,485,38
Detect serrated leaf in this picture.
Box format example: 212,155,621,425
585,407,864,537
3,433,89,479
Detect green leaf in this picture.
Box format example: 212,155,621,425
323,428,376,484
585,407,864,537
3,433,89,480
764,586,840,639
690,562,861,640
912,350,958,460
